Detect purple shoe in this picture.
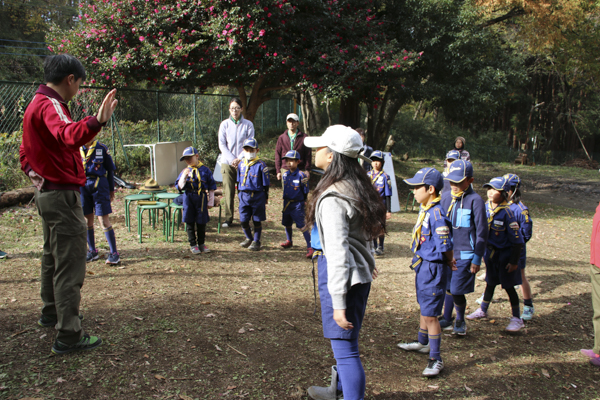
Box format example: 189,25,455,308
506,317,524,332
466,308,487,320
581,349,600,367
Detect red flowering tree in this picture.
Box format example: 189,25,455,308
47,0,419,122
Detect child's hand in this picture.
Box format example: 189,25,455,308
265,199,269,205
470,263,481,274
386,212,392,220
506,263,518,273
450,258,457,271
333,309,354,330
110,191,115,202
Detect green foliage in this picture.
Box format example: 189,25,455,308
0,131,29,191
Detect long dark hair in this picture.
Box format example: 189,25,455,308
510,187,522,204
305,149,387,240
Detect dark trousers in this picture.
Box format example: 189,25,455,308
36,189,87,344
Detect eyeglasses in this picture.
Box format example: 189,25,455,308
230,107,242,111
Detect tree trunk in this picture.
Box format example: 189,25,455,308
368,88,406,150
339,95,361,128
299,91,318,135
309,91,322,131
236,75,293,122
413,100,423,120
325,98,333,126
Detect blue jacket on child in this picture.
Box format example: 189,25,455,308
368,170,392,202
80,141,115,216
175,163,217,225
509,201,532,268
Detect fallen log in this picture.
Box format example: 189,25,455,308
0,186,35,208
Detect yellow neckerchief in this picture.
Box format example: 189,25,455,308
411,195,441,252
80,141,98,168
486,200,509,229
242,156,259,186
370,169,384,184
187,161,205,195
446,190,465,217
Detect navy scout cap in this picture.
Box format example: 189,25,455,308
403,167,444,191
445,149,461,161
282,150,301,160
179,146,198,161
503,173,521,189
243,138,258,149
445,159,473,183
483,176,509,191
370,150,384,161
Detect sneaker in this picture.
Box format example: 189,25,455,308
374,247,384,256
199,244,210,253
248,241,261,251
521,305,534,321
306,248,315,259
397,341,430,354
506,317,524,332
280,240,293,249
51,333,102,355
190,246,201,254
475,294,484,305
439,317,454,331
106,252,121,265
38,314,83,328
0,250,7,259
240,238,252,248
580,349,600,367
422,359,444,377
86,249,99,262
466,308,488,320
221,220,233,228
453,320,467,335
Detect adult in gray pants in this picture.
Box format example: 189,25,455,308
218,98,255,227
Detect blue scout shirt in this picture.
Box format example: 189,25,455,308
485,201,524,249
368,170,392,200
283,168,309,202
175,163,217,194
509,200,533,266
80,141,116,191
440,187,488,266
412,203,453,263
237,158,270,192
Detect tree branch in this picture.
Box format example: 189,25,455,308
480,7,526,28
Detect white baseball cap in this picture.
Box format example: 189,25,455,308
286,113,299,121
304,125,371,164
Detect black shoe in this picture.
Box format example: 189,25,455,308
51,333,102,355
240,238,253,248
248,241,261,251
38,314,84,328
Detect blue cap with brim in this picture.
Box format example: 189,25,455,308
403,167,444,191
282,150,301,160
243,138,258,149
445,160,473,183
445,150,461,161
179,146,198,161
370,150,384,161
503,173,521,189
483,176,509,191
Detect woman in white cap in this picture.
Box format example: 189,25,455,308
275,113,312,181
303,125,386,400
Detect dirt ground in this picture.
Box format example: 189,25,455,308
1,159,599,400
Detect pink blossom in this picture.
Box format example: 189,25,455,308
403,56,408,60
139,36,145,41
112,56,117,61
312,84,318,89
273,52,277,56
259,29,265,36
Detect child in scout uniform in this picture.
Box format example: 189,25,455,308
398,168,455,377
438,160,488,335
80,140,120,265
367,150,392,255
467,176,525,332
237,138,270,251
504,173,535,320
442,150,460,194
175,146,217,254
280,150,313,258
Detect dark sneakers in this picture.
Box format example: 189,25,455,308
51,333,102,355
38,314,83,328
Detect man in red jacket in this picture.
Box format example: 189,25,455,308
583,202,600,367
20,54,117,355
275,113,312,181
